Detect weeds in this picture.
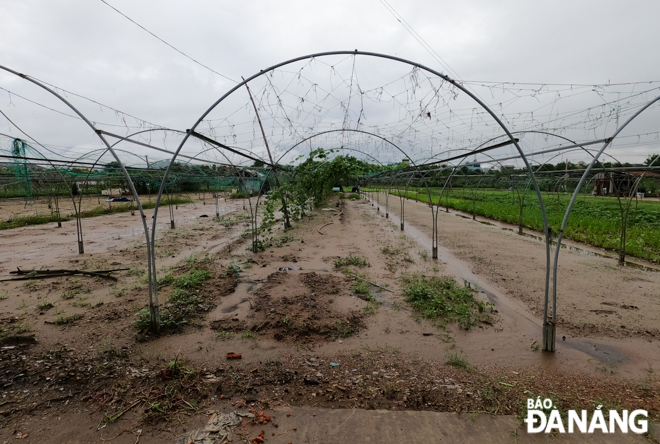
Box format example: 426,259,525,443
265,357,281,366
381,244,401,255
175,269,210,289
446,351,469,369
241,331,256,341
333,322,354,338
334,253,370,268
37,301,55,310
134,268,213,331
157,274,174,287
353,280,371,296
15,321,34,333
72,297,90,308
215,331,233,341
401,274,492,329
97,341,118,357
54,313,82,325
127,268,145,277
363,299,382,315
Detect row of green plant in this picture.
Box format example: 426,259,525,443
257,149,378,247
382,188,660,263
0,196,191,230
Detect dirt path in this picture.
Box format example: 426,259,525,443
374,192,660,374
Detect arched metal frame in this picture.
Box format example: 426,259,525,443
2,54,657,349
147,50,549,297
0,64,161,331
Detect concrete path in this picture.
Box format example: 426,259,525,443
259,407,653,444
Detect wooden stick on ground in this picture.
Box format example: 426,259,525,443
318,211,343,235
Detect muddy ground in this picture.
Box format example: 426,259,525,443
0,192,659,443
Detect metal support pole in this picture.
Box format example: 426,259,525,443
385,189,389,218
543,323,556,352
243,77,291,229
432,207,438,259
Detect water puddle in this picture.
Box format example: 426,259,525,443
620,261,660,272
370,290,392,308
220,303,239,313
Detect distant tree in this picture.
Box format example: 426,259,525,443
644,154,659,166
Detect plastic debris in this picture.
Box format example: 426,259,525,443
330,362,340,367
176,411,253,444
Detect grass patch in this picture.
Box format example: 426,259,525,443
0,198,191,231
381,244,401,255
333,322,354,338
72,297,90,308
334,253,370,268
228,191,251,199
241,331,257,341
157,274,174,287
54,313,82,325
175,269,210,289
15,321,34,333
265,357,281,366
401,274,492,329
134,268,213,331
215,331,233,341
363,300,382,315
446,351,469,369
37,301,55,311
353,279,371,296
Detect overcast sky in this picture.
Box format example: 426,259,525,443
1,0,659,167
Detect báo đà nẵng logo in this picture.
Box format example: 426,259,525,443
524,398,648,434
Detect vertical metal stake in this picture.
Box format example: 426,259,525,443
543,322,556,352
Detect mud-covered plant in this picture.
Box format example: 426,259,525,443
54,313,82,325
401,274,491,329
334,253,370,268
241,331,256,341
37,301,54,310
333,322,354,338
134,268,212,332
215,331,233,341
353,280,371,296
